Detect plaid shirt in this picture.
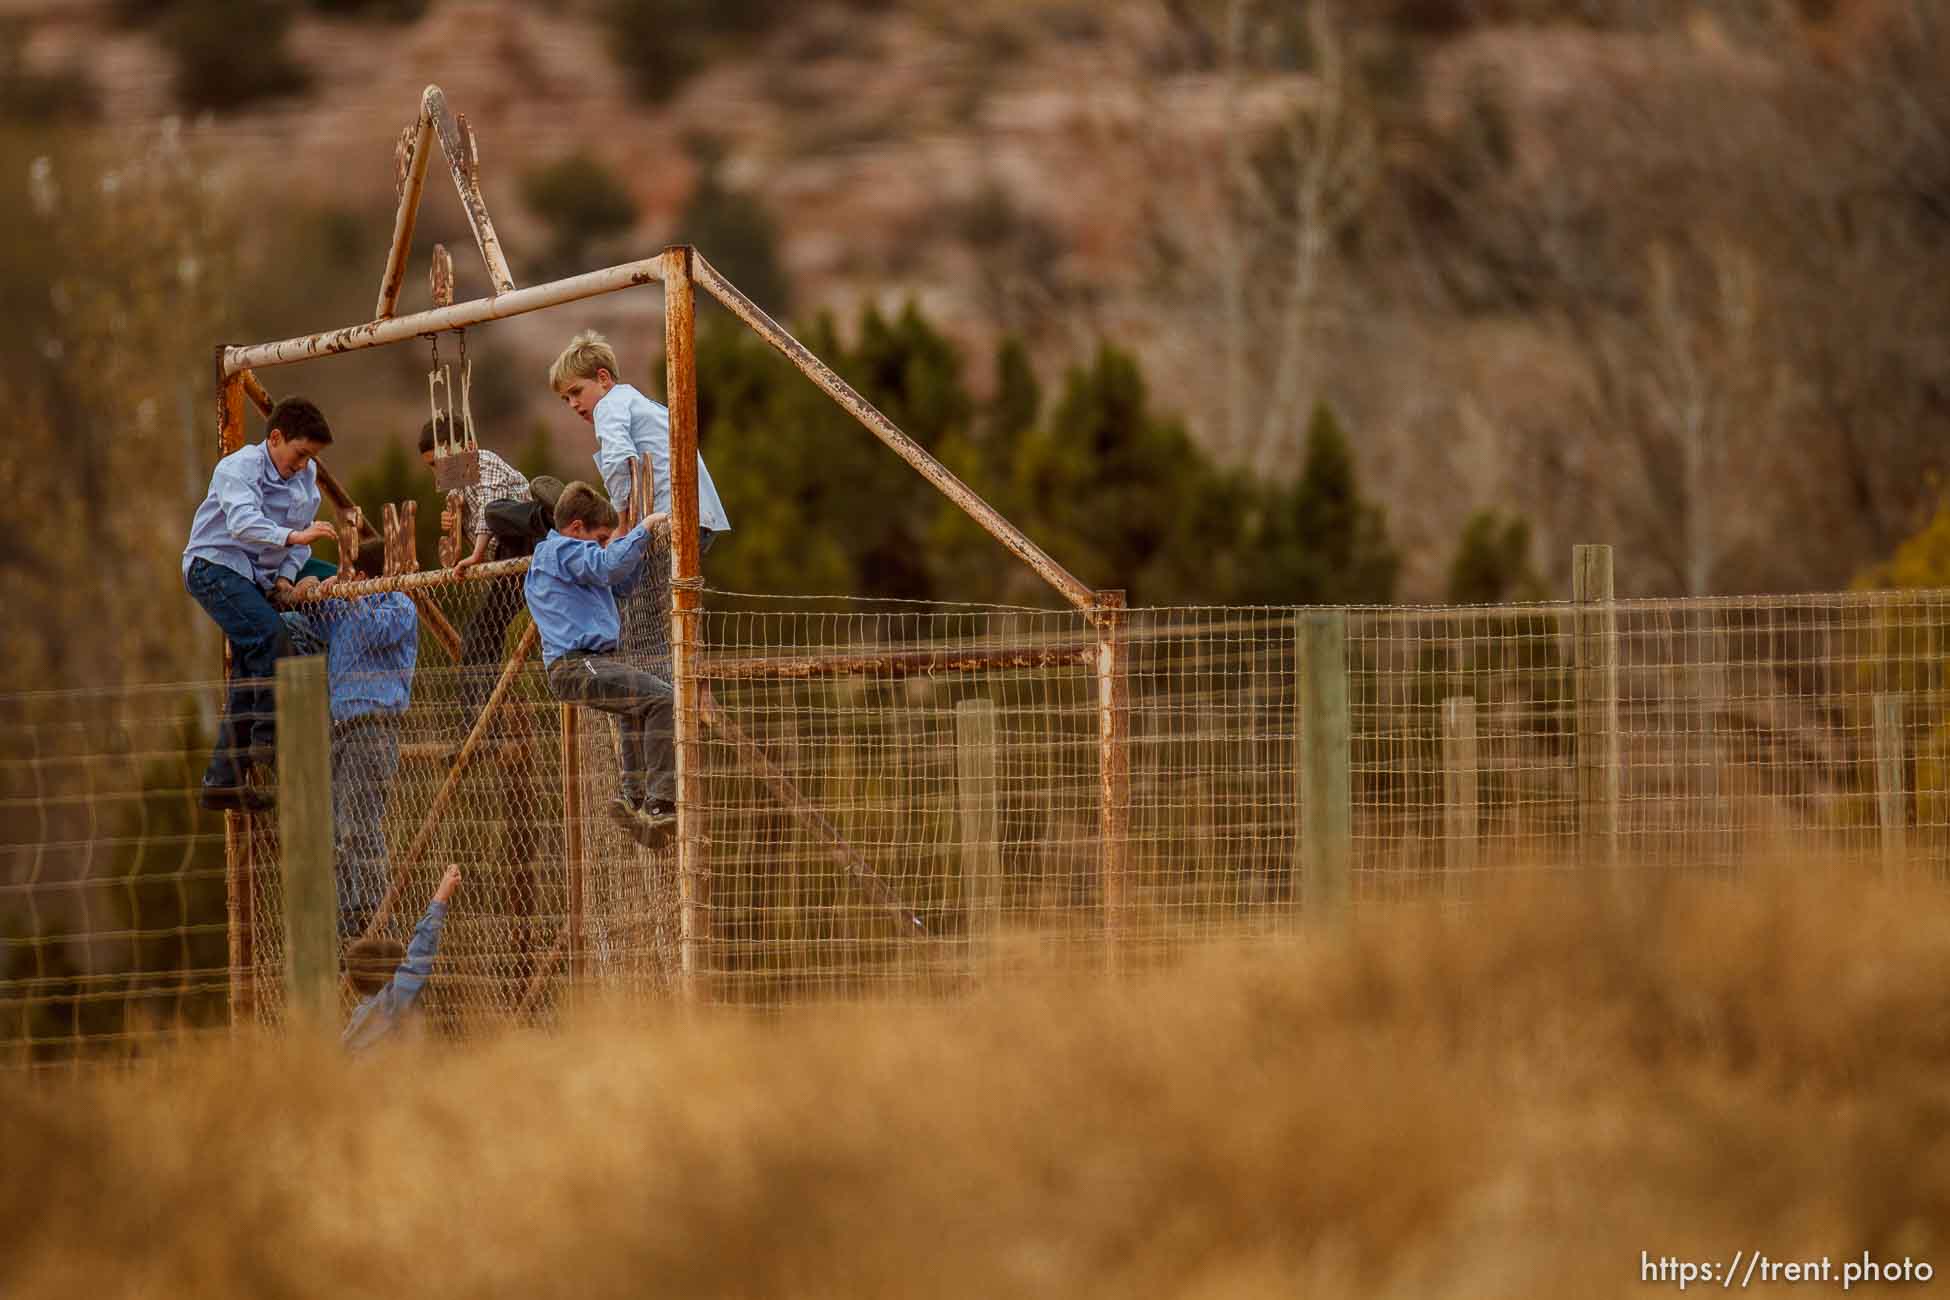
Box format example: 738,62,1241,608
457,448,530,543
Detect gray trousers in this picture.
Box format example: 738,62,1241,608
333,712,402,939
546,652,675,805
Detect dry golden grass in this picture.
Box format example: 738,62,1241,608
6,869,1950,1297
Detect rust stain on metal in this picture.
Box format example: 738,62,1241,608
216,357,245,456
427,88,515,295
283,554,529,603
240,369,274,418
216,360,250,1024
400,500,420,572
382,503,402,577
376,107,436,320
226,257,665,375
690,252,1096,613
438,491,464,568
664,246,710,997
705,644,1094,682
429,243,455,307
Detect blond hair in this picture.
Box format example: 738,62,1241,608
548,329,621,391
553,481,619,532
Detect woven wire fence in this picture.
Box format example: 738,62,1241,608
8,578,1950,1062
0,682,232,1070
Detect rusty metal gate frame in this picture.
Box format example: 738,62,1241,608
214,85,1131,1019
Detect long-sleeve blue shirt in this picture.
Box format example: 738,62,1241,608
181,441,321,590
304,593,419,722
342,899,447,1052
524,524,653,666
592,382,732,534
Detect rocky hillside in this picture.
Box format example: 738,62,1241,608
9,0,1945,600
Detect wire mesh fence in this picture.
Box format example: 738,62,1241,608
9,570,1950,1065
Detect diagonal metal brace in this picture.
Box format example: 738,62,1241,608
364,622,540,936
699,684,925,936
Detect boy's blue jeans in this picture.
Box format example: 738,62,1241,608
186,558,293,789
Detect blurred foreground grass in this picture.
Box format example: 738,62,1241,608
5,869,1950,1297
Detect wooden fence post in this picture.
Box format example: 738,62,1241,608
1573,545,1620,869
1874,692,1907,883
562,704,585,985
1441,695,1478,894
956,697,1002,944
276,656,339,1027
1297,611,1352,918
1096,591,1130,967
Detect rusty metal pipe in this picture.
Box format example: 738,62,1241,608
425,86,515,295
375,104,437,319
704,644,1095,681
223,257,665,375
281,555,529,602
690,251,1096,613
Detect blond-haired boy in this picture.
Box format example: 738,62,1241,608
548,329,730,549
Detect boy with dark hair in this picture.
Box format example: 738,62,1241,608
182,396,339,812
419,414,532,575
417,415,545,737
286,537,420,939
523,481,675,847
343,864,462,1051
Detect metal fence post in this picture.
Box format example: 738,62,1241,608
276,655,338,1027
956,697,1002,945
1573,545,1620,869
1297,611,1352,918
664,244,709,1003
1874,693,1907,883
218,361,257,1028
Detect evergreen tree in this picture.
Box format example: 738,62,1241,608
1245,402,1399,605
521,154,638,279
691,304,975,599
677,146,793,319
1447,509,1545,604
986,336,1041,442
514,424,566,483
347,437,446,569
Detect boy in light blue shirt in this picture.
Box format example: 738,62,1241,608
285,537,420,938
343,864,462,1051
523,481,674,848
549,329,729,661
548,328,731,540
182,397,340,813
